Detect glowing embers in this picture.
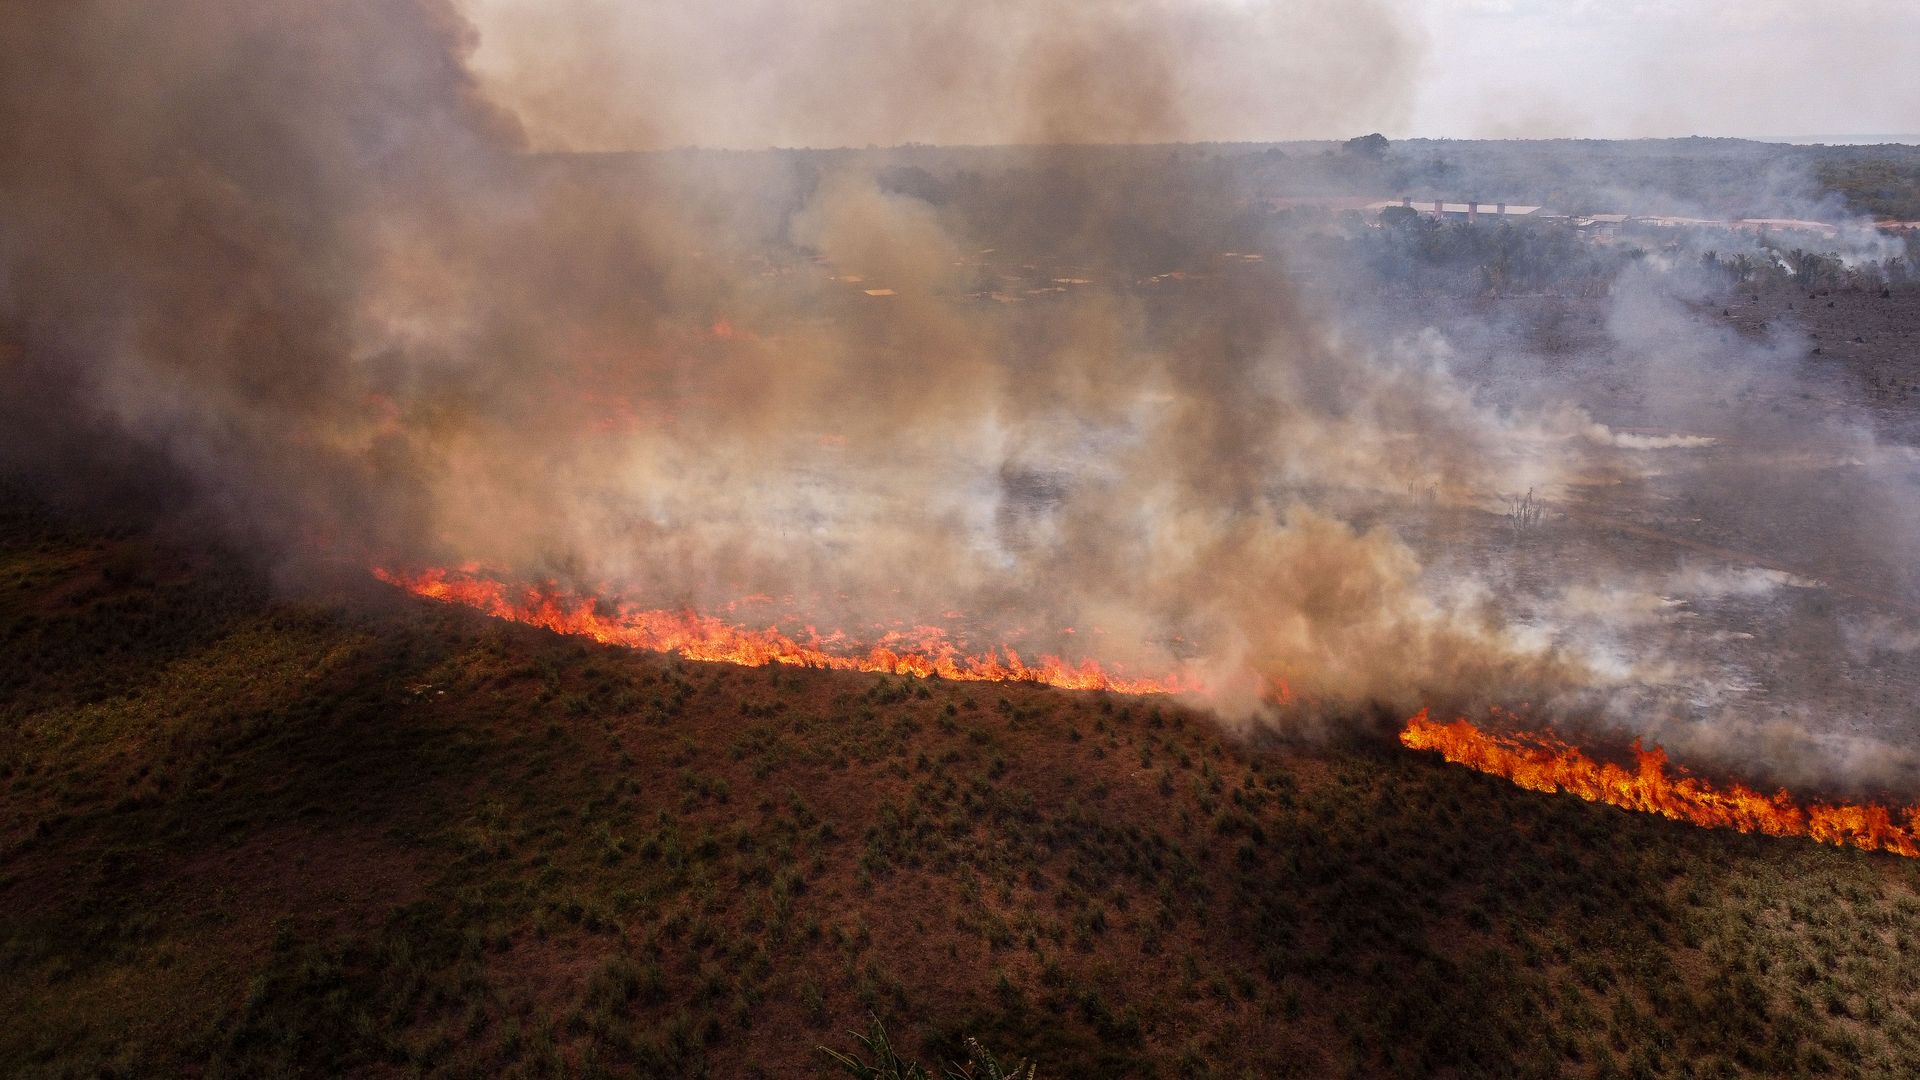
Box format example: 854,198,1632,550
376,566,1192,695
1401,711,1920,858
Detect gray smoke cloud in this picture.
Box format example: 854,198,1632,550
26,0,1906,768
458,0,1422,150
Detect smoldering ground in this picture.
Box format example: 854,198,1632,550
1350,240,1920,795
4,1,1918,794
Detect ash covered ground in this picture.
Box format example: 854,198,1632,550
1327,280,1920,797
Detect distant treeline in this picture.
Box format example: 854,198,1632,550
1241,136,1920,222
1281,210,1919,299
1698,246,1918,291
854,136,1920,224
547,139,1920,296
1294,212,1633,297
1812,149,1920,221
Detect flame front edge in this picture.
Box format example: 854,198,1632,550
379,568,1912,856
1401,710,1920,858
376,566,1193,695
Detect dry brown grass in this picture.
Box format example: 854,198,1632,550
3,487,1919,1079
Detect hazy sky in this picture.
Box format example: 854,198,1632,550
460,0,1920,148
1410,0,1920,139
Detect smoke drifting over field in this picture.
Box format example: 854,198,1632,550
459,0,1420,150
4,0,1917,788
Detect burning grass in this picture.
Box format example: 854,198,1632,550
1402,710,1920,858
387,565,1920,863
11,492,1920,1078
375,566,1194,696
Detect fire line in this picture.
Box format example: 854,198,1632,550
1401,711,1920,858
376,566,1192,695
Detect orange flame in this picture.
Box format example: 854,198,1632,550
376,566,1193,695
1400,711,1920,858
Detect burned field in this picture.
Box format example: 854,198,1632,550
1320,277,1920,791
6,487,1920,1080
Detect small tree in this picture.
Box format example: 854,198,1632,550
1379,204,1419,230
1343,132,1391,158
1506,488,1543,541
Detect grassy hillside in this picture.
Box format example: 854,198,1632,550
4,486,1919,1079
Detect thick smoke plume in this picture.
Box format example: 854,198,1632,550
460,0,1419,150
0,2,1789,736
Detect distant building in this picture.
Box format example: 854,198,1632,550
1373,198,1544,224
1578,213,1630,239
1632,215,1726,230
1733,218,1841,239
